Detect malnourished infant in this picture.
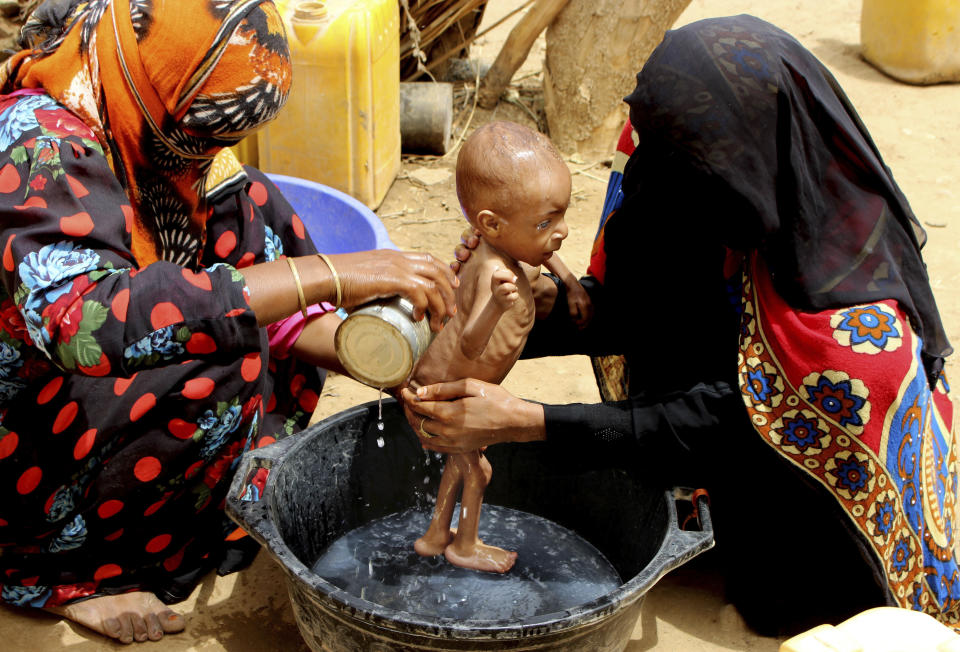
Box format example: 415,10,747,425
406,121,582,572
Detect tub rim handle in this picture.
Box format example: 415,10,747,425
612,486,715,605
225,433,304,550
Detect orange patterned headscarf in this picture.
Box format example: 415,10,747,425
3,0,291,266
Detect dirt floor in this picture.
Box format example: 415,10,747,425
3,0,960,649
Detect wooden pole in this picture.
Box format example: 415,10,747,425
476,0,569,109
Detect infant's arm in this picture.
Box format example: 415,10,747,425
543,254,593,327
543,254,579,290
460,260,519,360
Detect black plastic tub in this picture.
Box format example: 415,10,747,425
227,399,714,651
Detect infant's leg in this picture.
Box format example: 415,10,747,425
414,455,462,556
444,450,517,573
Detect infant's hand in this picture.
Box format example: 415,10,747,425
491,266,519,310
566,278,594,328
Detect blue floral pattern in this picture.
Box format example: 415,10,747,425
0,338,25,402
824,451,876,501
803,371,870,431
781,414,820,450
0,94,55,151
744,365,774,402
46,484,78,523
123,326,186,366
21,305,50,352
1,584,52,608
16,242,101,354
891,534,912,576
835,457,869,493
831,304,902,354
263,224,283,261
871,497,895,538
0,339,22,374
18,241,101,308
198,399,243,459
739,358,783,412
0,377,25,403
48,514,87,552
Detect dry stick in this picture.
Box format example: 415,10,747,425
574,170,606,183
379,209,419,219
502,93,542,128
512,70,543,83
571,159,605,175
442,60,483,160
399,0,437,81
477,0,570,109
400,0,487,57
403,0,538,82
420,3,484,44
400,216,463,226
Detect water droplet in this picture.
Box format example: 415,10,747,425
376,387,385,432
377,436,385,448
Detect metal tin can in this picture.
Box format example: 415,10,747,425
334,297,434,389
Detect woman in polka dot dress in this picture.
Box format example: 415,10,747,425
0,0,456,644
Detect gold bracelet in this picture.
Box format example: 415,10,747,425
316,253,342,309
285,257,308,318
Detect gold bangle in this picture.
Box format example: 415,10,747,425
316,253,342,309
286,257,308,319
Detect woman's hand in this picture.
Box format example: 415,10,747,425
400,379,546,453
332,249,458,332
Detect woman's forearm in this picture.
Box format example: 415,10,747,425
240,255,336,326
542,381,743,470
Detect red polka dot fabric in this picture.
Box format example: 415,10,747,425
0,93,325,608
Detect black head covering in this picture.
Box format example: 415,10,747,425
614,14,950,385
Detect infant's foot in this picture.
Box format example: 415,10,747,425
45,592,185,644
414,528,455,556
444,541,517,573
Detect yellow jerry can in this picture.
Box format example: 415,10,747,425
257,0,401,209
861,0,960,84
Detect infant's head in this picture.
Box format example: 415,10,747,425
455,121,571,266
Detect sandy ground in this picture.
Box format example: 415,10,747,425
3,0,959,649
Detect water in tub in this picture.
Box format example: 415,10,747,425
311,503,622,621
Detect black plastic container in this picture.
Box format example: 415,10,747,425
227,399,714,651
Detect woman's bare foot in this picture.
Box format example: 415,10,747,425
414,528,455,556
45,592,185,644
444,540,517,573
